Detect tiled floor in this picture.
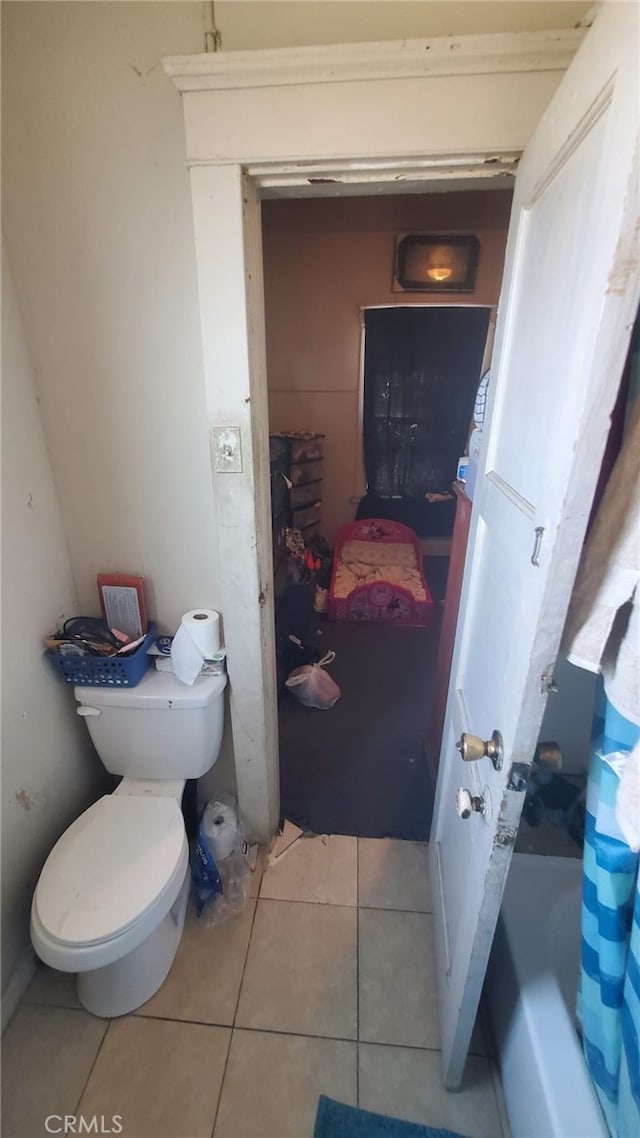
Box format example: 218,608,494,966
3,836,509,1138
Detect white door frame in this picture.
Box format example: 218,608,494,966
164,28,584,842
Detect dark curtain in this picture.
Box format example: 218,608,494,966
363,306,491,498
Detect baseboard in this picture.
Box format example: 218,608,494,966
1,945,37,1033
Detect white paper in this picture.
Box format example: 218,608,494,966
170,622,205,685
101,585,143,638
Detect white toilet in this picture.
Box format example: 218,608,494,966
31,669,227,1018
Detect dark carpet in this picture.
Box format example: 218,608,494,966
278,561,444,839
314,1097,470,1138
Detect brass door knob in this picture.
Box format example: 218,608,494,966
456,730,503,771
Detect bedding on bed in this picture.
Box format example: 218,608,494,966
328,518,435,626
333,539,427,601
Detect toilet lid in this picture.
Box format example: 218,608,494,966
34,795,186,946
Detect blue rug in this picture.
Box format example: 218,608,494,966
314,1097,471,1138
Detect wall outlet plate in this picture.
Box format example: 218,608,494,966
212,426,243,473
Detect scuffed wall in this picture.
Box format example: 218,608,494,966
1,247,108,1011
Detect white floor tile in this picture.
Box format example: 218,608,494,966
261,833,357,905
2,1005,107,1138
270,819,305,859
359,908,439,1048
214,1029,357,1137
236,899,357,1039
359,1043,504,1138
358,838,431,912
79,1016,229,1138
134,900,256,1025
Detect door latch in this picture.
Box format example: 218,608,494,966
507,762,529,792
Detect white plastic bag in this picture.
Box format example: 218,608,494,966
204,847,249,928
192,794,250,926
285,651,341,709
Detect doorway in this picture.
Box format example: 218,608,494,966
165,25,584,842
262,192,508,837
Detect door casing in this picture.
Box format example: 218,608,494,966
164,28,585,841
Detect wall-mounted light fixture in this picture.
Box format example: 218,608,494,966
395,234,480,292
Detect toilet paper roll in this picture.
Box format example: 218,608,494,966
202,801,239,861
181,609,221,657
170,609,221,686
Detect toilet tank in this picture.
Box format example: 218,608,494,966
74,671,227,779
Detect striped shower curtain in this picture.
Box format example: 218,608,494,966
581,688,640,1138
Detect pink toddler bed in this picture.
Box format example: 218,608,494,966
328,519,436,627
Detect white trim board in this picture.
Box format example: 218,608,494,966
164,29,585,92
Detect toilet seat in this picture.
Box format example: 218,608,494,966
33,794,187,948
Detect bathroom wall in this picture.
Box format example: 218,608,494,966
1,248,109,1020
263,192,512,540
2,1,242,820
215,2,592,49
2,2,218,632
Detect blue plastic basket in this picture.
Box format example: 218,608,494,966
46,624,157,688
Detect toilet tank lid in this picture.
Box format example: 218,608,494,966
74,670,227,710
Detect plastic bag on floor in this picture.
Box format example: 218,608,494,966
285,650,341,709
191,795,249,924
203,847,250,927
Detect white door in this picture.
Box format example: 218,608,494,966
430,1,640,1089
